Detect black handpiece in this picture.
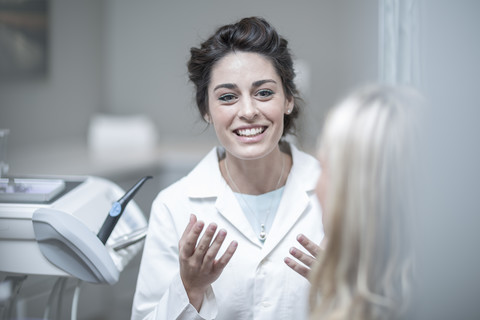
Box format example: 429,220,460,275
97,176,152,244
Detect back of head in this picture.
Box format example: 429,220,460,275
310,85,420,320
187,16,300,136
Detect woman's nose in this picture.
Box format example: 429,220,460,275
238,98,258,120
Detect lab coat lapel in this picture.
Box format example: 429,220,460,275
215,185,263,248
260,173,310,259
187,147,262,248
260,143,319,259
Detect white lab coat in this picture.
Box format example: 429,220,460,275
132,143,324,320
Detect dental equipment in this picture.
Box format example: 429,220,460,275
97,176,152,244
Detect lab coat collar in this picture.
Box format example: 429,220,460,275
186,147,227,198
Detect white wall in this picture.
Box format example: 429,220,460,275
0,0,378,156
0,0,105,150
416,1,480,319
103,0,378,149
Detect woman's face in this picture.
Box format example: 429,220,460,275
207,51,293,160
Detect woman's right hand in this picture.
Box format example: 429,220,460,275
179,214,238,311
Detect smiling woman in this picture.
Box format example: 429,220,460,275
207,51,292,161
131,17,324,320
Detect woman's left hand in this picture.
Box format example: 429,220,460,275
284,234,321,280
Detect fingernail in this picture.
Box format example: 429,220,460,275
290,247,296,254
297,234,304,242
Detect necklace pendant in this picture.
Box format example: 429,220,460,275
259,224,267,241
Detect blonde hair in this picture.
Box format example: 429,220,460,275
309,85,420,320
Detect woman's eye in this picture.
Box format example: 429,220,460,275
256,89,274,98
219,94,237,102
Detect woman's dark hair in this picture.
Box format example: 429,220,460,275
187,16,301,136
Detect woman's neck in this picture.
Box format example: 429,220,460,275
221,147,291,195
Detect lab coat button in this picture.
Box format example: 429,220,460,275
261,301,271,308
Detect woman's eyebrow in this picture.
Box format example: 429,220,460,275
214,83,237,91
252,79,277,88
213,79,276,92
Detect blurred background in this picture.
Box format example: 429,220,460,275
0,0,379,161
0,0,479,319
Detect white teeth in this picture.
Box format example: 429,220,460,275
237,127,264,137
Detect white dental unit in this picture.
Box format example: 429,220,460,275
0,175,148,277
0,174,150,319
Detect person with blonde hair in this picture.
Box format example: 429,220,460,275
285,85,418,320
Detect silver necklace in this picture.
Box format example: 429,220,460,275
225,153,285,241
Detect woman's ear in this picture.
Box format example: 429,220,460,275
204,113,211,123
285,97,294,115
